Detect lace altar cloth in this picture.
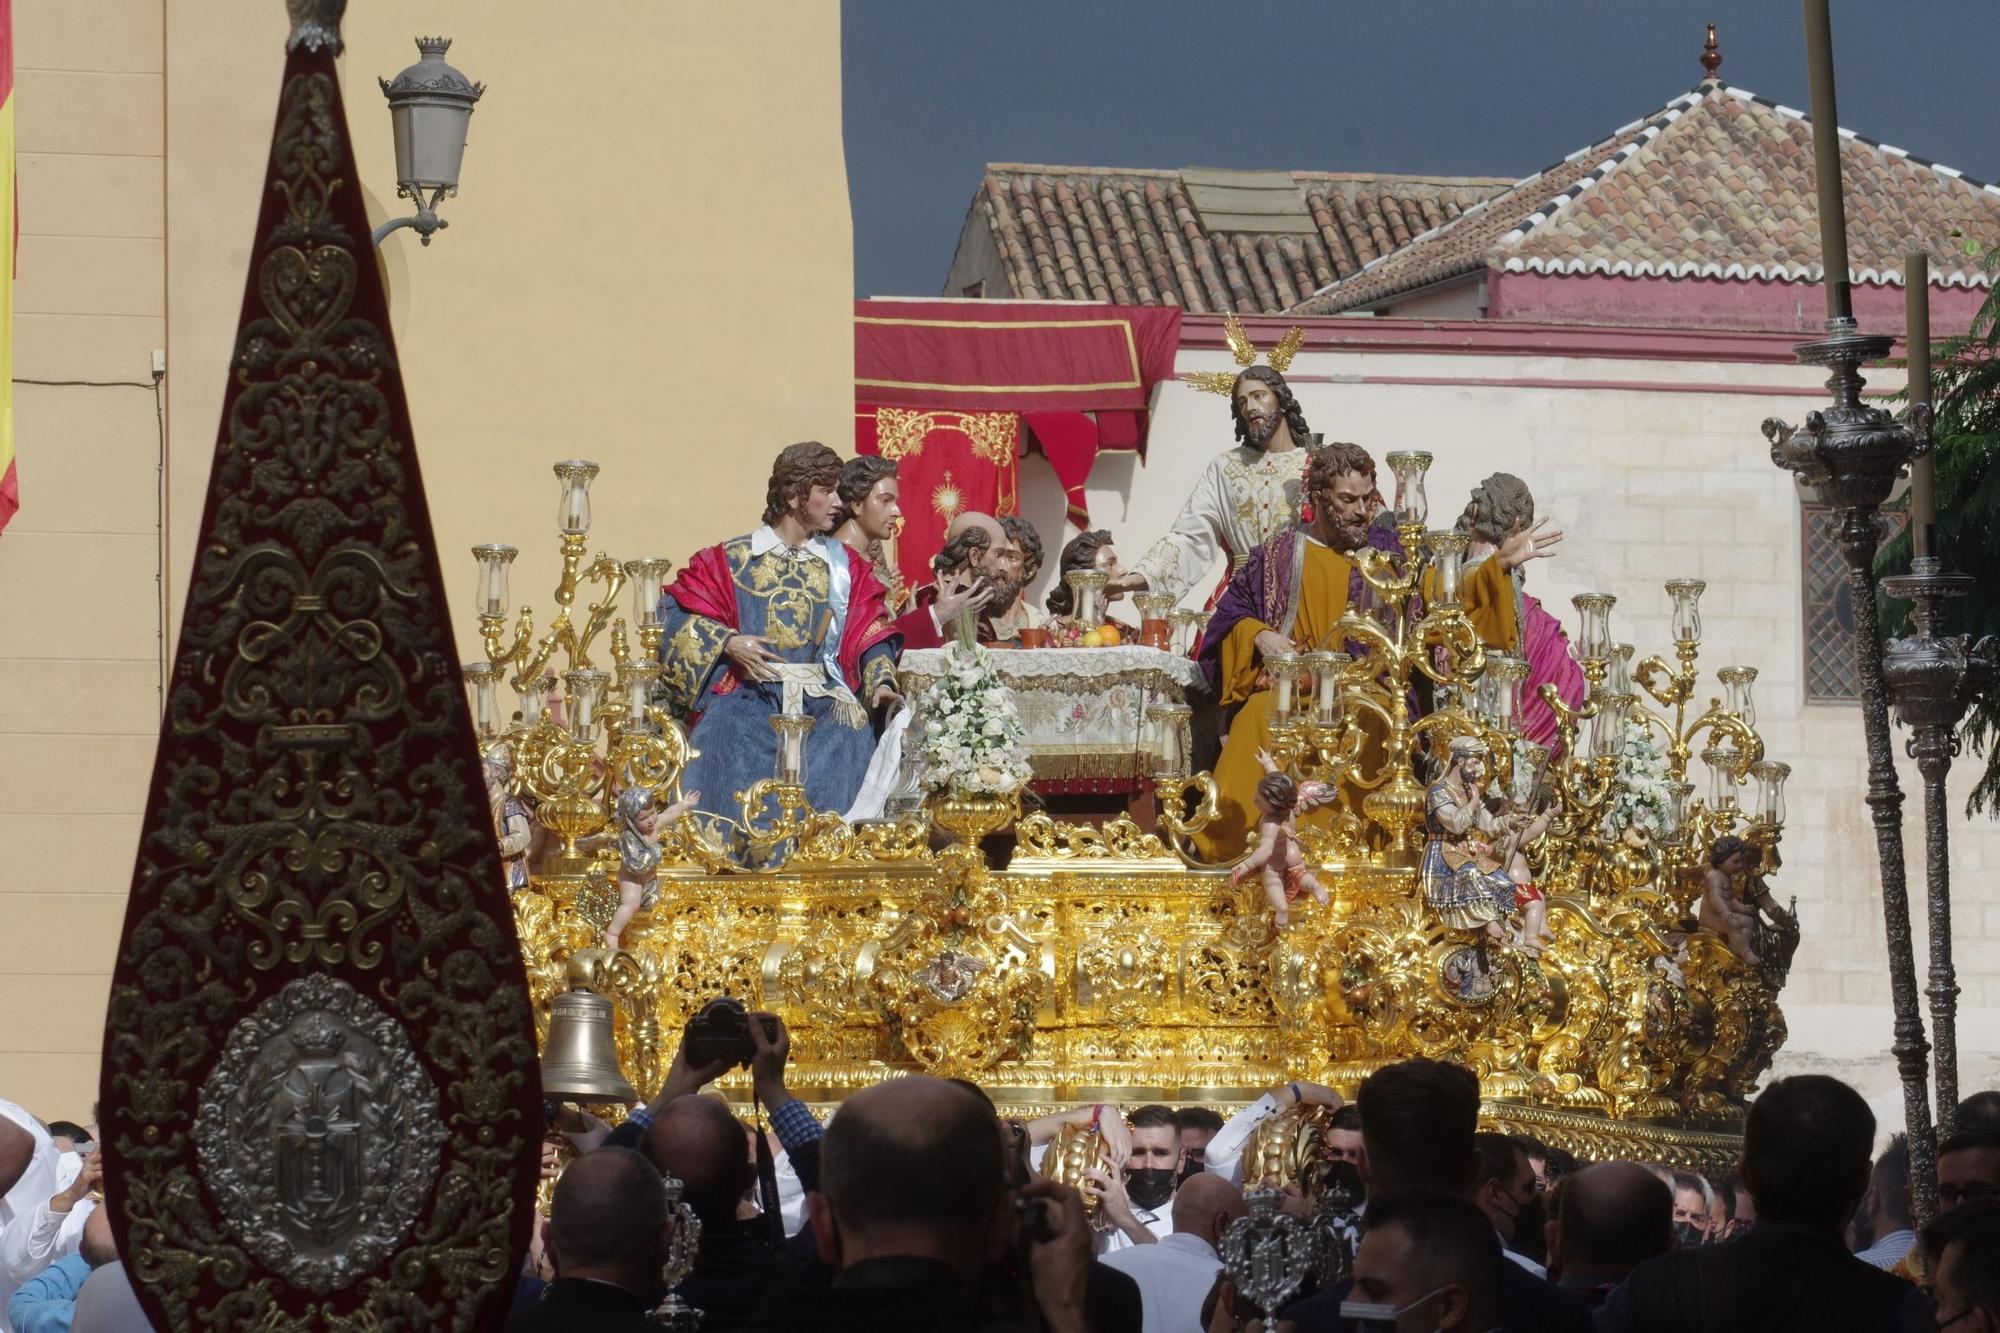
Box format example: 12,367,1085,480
898,646,1203,792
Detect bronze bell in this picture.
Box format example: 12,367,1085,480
540,988,639,1104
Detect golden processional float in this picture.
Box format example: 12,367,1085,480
472,452,1794,1173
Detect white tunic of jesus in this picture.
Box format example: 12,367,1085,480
1131,446,1303,602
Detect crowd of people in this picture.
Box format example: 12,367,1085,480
7,1045,1997,1331
481,1006,2000,1333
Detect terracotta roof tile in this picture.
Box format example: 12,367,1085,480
1294,80,2000,314
965,166,1511,312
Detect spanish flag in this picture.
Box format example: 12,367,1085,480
0,0,16,536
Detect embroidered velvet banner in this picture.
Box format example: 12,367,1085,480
855,405,1021,588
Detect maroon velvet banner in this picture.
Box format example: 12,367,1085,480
855,299,1181,412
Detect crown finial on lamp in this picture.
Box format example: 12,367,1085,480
1700,23,1723,80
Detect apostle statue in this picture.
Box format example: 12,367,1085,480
657,442,902,831
988,515,1044,641
831,455,906,610
1193,443,1557,861
890,511,1027,649
1457,473,1586,753
1111,365,1314,607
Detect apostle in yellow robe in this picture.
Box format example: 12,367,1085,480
1193,443,1558,862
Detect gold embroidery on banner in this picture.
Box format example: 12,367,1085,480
874,407,934,461
105,71,538,1331
957,411,1019,467
931,471,964,522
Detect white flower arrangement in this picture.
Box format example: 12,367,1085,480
1600,718,1676,842
918,641,1032,796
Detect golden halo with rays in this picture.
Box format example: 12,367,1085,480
1183,312,1308,395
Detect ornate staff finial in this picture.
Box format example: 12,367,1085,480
1701,23,1722,80
1183,313,1309,396
286,0,346,54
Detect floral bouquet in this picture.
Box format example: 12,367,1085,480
1600,717,1675,841
917,641,1032,796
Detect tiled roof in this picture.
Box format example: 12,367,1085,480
964,166,1513,314
1293,80,2000,314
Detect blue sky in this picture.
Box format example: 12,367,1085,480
843,0,1995,298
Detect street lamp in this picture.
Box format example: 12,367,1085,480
373,37,485,247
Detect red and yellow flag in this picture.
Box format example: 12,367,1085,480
0,0,17,535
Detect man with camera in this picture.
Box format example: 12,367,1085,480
600,999,824,1331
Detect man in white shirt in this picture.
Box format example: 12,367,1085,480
0,1101,66,1333
1198,1079,1345,1187
1852,1134,1915,1270
1099,1173,1245,1333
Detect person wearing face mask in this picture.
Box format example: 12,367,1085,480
1278,1059,1591,1333
1470,1133,1546,1277
1172,1108,1225,1185
1668,1172,1713,1249
1543,1162,1673,1309
1085,1106,1184,1253
1596,1075,1930,1333
1343,1188,1506,1333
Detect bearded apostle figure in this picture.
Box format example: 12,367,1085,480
1193,443,1561,862
1110,365,1316,608
657,442,902,833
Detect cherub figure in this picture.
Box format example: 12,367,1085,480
1229,749,1340,928
1483,779,1554,956
605,784,701,951
483,750,535,892
1696,834,1796,966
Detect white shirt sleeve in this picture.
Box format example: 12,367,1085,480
1199,1094,1281,1187
0,1194,77,1284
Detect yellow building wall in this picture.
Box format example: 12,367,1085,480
1,1,853,1120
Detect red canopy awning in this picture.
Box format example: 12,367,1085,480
856,299,1181,412
855,300,1181,575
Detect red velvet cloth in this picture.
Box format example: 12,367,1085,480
855,301,1181,577
856,301,1180,411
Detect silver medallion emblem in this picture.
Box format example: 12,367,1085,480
196,974,442,1292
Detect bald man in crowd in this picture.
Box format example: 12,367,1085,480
1099,1172,1245,1333
507,1147,675,1332
748,1075,1095,1333
1546,1162,1673,1307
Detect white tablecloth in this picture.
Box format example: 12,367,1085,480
897,645,1202,789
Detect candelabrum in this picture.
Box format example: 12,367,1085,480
1539,582,1775,918
1883,557,1998,1140
1241,451,1487,859
466,461,693,875
1145,700,1220,860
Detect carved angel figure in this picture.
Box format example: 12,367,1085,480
1229,749,1340,929
604,784,701,951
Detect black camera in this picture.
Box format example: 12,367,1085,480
682,997,778,1070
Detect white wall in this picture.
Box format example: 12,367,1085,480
1072,339,2000,1134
